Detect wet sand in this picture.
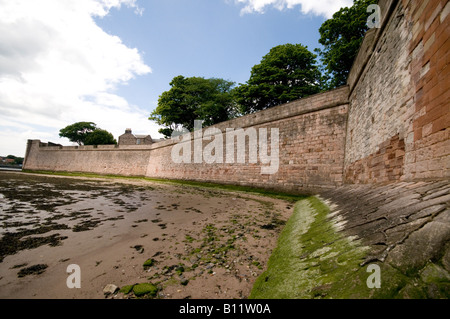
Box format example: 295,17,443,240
0,171,294,299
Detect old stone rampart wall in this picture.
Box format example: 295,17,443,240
23,141,153,177
23,0,449,193
24,87,349,193
344,0,449,183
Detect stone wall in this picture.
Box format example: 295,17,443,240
24,87,349,194
118,129,153,145
404,0,449,181
344,0,449,183
118,130,138,145
23,140,153,177
145,87,349,193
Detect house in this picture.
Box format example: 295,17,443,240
118,128,153,145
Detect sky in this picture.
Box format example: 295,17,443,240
0,0,353,157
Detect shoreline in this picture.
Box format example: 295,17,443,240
0,171,296,299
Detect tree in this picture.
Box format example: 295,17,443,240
3,155,23,165
14,157,24,165
316,0,377,89
59,122,97,145
234,43,321,114
149,76,238,138
59,122,116,145
84,129,117,145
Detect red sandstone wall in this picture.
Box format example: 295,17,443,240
405,0,449,180
344,0,449,184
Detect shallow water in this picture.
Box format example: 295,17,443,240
0,172,151,258
0,168,22,172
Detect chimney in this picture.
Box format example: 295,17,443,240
125,128,132,134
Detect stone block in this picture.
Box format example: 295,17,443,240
386,220,450,274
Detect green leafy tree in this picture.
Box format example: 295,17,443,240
234,43,321,114
14,157,24,165
316,0,377,89
59,122,97,145
149,76,238,138
3,155,23,165
84,129,117,145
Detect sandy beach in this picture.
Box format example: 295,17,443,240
0,171,294,299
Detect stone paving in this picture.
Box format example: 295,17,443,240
320,180,450,297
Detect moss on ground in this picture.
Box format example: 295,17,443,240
250,196,409,299
132,283,158,297
249,196,450,299
119,284,134,294
143,258,154,269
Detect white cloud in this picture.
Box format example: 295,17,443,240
0,0,160,157
234,0,353,18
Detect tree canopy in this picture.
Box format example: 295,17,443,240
84,129,117,145
149,76,238,138
148,1,377,130
234,43,321,114
2,155,24,165
316,0,377,89
59,122,116,145
59,122,97,145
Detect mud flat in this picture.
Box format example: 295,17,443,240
0,171,296,299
